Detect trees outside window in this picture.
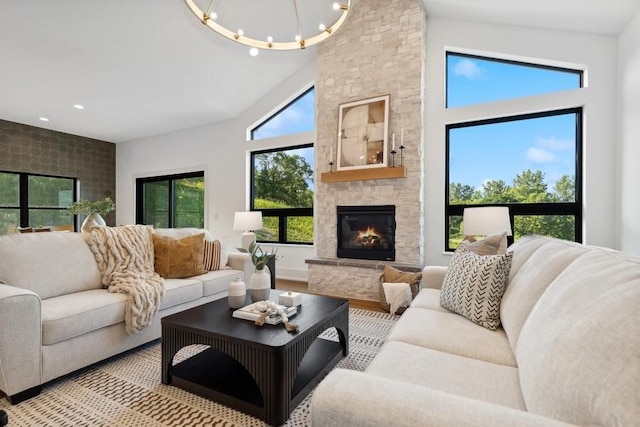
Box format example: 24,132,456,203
0,171,76,234
251,145,314,244
136,171,204,229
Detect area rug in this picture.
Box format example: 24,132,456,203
0,308,398,426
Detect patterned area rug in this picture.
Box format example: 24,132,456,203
0,308,397,426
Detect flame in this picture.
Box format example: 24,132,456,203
357,226,380,240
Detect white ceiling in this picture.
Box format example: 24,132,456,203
1,0,638,143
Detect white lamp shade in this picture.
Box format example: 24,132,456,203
463,206,512,237
233,211,263,232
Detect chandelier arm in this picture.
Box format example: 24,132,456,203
205,0,216,17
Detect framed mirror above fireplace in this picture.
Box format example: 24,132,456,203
336,205,396,261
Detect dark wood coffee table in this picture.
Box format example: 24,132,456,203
161,290,349,426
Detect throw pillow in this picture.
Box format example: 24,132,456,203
378,265,422,314
458,231,508,255
152,233,207,279
203,239,223,271
440,248,513,330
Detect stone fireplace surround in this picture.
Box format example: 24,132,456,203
307,0,425,302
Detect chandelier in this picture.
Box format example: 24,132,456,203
184,0,352,56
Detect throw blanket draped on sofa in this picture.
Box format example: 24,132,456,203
87,225,164,334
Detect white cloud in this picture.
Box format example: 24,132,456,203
453,59,484,79
526,147,557,164
535,136,573,151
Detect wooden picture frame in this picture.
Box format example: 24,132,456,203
336,95,390,171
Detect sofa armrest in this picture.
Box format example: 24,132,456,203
0,283,42,397
312,369,577,427
420,266,448,290
227,252,253,281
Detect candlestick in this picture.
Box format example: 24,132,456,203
330,146,333,162
401,128,404,146
392,133,395,151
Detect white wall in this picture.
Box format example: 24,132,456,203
618,11,640,255
424,18,619,266
116,59,318,281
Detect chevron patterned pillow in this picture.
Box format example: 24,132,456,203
440,248,513,330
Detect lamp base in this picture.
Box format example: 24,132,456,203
241,232,256,251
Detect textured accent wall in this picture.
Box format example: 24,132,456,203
0,119,116,225
310,0,426,300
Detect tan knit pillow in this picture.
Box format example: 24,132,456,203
458,232,508,255
378,265,422,314
203,239,222,271
152,233,207,279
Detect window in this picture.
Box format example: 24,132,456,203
0,171,76,234
136,171,204,228
445,51,584,251
251,145,314,244
446,52,582,108
250,87,315,140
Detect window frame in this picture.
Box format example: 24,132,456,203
0,170,77,231
135,170,205,228
249,144,314,245
444,107,584,251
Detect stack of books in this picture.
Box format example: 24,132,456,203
232,302,297,325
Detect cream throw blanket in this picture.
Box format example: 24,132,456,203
87,225,164,334
382,282,412,315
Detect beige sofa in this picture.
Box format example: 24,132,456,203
312,235,640,426
0,227,252,404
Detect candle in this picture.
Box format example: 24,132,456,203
401,128,404,147
330,146,333,161
392,133,395,150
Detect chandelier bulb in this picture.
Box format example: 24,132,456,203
237,29,244,36
211,11,217,20
249,47,259,57
295,34,301,42
319,23,326,31
333,2,340,11
267,36,273,43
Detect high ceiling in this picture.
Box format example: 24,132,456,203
1,0,638,143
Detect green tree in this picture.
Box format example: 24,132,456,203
552,175,575,202
481,179,513,204
511,169,549,203
254,152,313,208
449,183,475,203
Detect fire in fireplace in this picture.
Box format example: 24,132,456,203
336,205,396,261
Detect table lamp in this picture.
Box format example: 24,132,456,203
462,206,512,240
233,211,263,250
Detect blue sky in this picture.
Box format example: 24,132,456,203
446,54,580,191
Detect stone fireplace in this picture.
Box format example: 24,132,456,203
337,205,396,261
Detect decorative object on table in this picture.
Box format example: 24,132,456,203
462,206,512,249
232,300,298,332
378,265,422,314
233,211,263,251
337,94,390,171
68,196,115,233
279,291,302,307
238,241,278,302
227,277,246,309
183,0,352,56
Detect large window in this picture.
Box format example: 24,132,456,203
136,171,204,228
251,145,314,244
445,52,584,251
250,88,315,140
0,171,76,234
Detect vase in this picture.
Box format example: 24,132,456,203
228,277,247,309
249,269,271,302
81,212,106,233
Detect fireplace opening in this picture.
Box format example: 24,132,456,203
337,205,396,261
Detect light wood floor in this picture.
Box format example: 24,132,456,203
276,279,385,313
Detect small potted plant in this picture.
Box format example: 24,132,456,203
238,242,277,301
68,197,115,233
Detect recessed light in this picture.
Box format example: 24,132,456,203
39,117,50,122
73,104,85,110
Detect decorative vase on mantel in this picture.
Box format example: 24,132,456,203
249,268,271,302
81,212,106,233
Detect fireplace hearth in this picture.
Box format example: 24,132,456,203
337,205,396,261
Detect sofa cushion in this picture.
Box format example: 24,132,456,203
152,233,207,279
192,270,244,297
41,289,127,345
440,249,513,330
367,341,526,410
0,232,102,299
154,228,229,267
159,278,203,310
387,306,517,367
409,288,450,312
501,237,587,351
516,246,640,426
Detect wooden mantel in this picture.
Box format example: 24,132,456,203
320,166,406,183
